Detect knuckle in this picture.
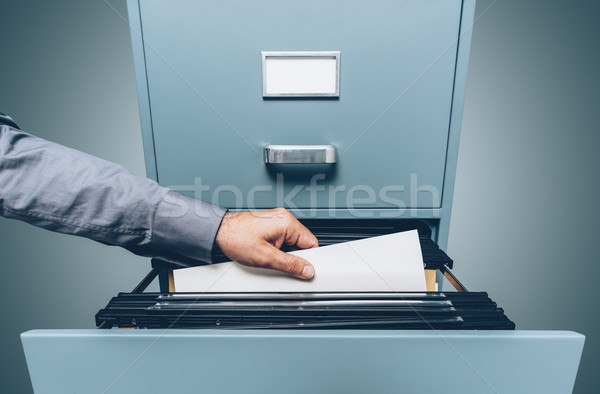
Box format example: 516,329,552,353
274,207,288,219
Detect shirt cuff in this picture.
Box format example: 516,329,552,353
151,190,227,264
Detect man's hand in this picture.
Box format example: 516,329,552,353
215,208,318,279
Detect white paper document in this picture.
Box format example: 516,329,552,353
173,229,426,292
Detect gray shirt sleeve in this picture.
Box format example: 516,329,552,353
0,116,226,267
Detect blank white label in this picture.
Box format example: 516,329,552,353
263,52,339,97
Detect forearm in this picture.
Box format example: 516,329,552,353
0,119,226,266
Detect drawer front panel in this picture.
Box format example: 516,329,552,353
140,0,462,211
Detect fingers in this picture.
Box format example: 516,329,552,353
261,244,315,279
279,210,318,249
292,221,319,249
215,208,318,279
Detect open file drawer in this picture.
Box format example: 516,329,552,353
23,225,584,393
21,0,585,393
21,219,583,393
25,221,584,392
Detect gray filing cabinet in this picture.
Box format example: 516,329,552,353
21,1,585,393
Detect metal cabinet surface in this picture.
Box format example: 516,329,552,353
21,329,585,394
136,0,464,212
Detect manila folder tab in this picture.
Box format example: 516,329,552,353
173,229,427,292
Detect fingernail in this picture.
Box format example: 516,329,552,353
301,265,315,279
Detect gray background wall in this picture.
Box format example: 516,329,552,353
0,0,598,392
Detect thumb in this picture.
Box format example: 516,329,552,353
263,245,315,280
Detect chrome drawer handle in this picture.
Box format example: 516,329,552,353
264,144,337,164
